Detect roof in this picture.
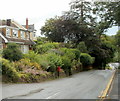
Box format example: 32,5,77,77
0,32,8,43
7,38,35,45
0,19,36,45
0,19,27,31
0,19,17,28
0,33,35,45
12,20,27,30
22,24,36,32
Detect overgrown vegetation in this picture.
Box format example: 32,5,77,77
1,58,20,82
1,0,120,83
2,43,23,61
1,41,96,82
80,53,94,67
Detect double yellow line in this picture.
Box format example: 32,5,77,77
98,70,116,101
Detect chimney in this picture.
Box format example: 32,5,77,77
26,18,29,29
7,19,11,26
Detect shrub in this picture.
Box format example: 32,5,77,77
0,58,2,75
80,53,94,66
25,51,62,71
36,42,60,54
20,71,51,83
14,58,41,72
45,53,62,72
77,42,88,53
1,58,20,82
47,49,64,56
105,66,112,70
71,49,81,60
36,45,50,54
59,48,75,61
2,43,23,61
118,66,120,69
24,51,41,65
38,55,49,70
61,56,72,76
61,56,71,70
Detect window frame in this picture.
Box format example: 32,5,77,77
6,28,11,37
12,29,18,38
20,31,25,39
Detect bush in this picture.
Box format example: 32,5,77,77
61,56,72,76
45,53,62,72
35,42,60,54
1,58,20,82
71,49,81,60
24,51,41,65
25,52,62,72
38,55,49,70
61,56,71,70
2,43,23,61
0,58,2,75
59,48,75,61
0,51,2,75
105,66,112,70
118,66,120,69
77,42,88,53
14,58,41,72
80,53,94,66
47,49,64,56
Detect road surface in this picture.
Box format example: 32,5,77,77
106,69,120,100
2,70,114,99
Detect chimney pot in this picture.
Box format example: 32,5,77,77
7,19,11,26
26,18,29,29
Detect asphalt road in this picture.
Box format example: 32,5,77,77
106,69,120,100
2,70,114,99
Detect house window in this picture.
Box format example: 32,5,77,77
30,33,33,40
13,29,18,38
21,31,25,39
34,33,36,37
26,32,29,40
6,28,10,37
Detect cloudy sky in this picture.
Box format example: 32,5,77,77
0,0,118,36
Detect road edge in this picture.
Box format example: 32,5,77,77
98,70,116,101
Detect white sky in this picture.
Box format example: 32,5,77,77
0,0,118,36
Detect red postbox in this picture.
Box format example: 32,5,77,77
57,66,61,72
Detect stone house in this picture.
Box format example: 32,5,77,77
0,19,36,54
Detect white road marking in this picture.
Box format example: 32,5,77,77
46,92,60,99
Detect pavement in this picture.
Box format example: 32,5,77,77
106,69,120,100
2,70,114,99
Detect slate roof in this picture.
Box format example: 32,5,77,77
0,26,36,45
0,19,27,30
7,37,35,45
22,24,36,32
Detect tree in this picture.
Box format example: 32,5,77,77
77,41,88,53
80,53,94,67
62,0,102,44
93,1,120,30
89,39,115,69
40,1,117,69
101,41,115,64
115,30,120,62
63,0,96,26
115,30,120,47
104,2,120,27
2,43,23,61
41,17,80,42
